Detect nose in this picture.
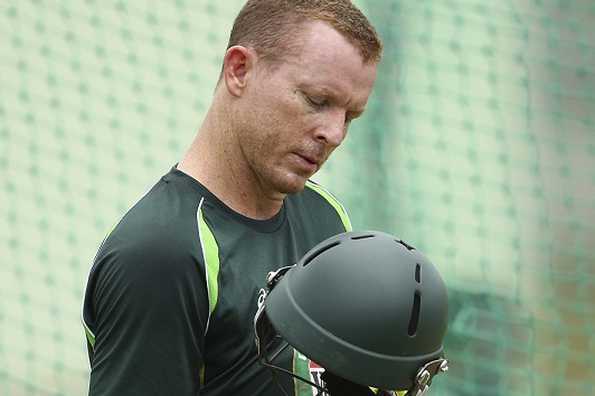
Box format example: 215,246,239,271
313,111,347,148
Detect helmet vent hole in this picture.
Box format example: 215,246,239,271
396,239,415,251
415,264,421,283
408,291,421,337
351,234,374,240
303,241,341,267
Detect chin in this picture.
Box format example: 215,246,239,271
278,180,306,195
274,174,308,195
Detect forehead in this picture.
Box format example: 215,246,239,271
279,21,378,106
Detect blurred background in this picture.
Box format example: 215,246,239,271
0,1,594,395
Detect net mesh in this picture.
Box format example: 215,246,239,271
1,1,593,395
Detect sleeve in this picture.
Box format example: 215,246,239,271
87,232,209,396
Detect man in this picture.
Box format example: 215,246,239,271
82,1,381,395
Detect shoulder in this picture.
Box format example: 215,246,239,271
103,184,203,266
289,180,352,232
82,170,215,349
304,180,352,231
86,177,211,310
83,194,211,337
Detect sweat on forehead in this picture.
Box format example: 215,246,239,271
226,0,383,65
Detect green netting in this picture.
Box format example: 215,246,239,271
1,1,594,395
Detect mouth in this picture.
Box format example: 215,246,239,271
297,153,319,166
293,152,321,173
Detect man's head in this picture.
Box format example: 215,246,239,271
226,0,382,68
218,0,382,197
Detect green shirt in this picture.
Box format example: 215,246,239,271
82,166,351,396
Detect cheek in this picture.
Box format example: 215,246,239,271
242,113,286,165
243,85,311,161
262,97,305,145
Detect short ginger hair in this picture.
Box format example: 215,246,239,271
226,0,383,66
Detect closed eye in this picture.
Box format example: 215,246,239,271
304,94,329,109
301,90,365,127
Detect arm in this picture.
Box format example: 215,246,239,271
87,236,209,396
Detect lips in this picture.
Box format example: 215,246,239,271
293,152,321,173
297,152,319,166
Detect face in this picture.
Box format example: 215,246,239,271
234,21,378,196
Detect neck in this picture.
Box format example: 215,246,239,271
178,98,285,220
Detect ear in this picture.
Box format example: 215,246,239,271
223,45,256,97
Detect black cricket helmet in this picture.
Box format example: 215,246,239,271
254,231,449,394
